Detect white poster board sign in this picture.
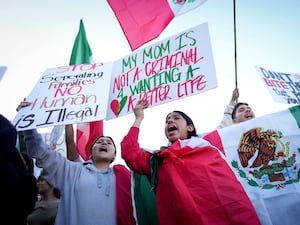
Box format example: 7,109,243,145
14,22,217,130
255,66,300,104
14,63,112,130
106,22,217,119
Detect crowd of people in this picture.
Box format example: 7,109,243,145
1,88,261,225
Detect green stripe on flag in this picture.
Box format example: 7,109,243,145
289,105,300,128
133,173,158,225
69,19,93,65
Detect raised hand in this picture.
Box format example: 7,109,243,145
16,98,31,112
132,99,149,128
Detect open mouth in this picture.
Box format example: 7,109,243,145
99,148,108,152
167,125,177,132
245,115,254,119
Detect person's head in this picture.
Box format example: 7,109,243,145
37,175,60,199
0,114,17,150
90,136,116,163
231,102,255,123
0,114,29,170
165,111,197,143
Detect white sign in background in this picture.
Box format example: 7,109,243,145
255,66,300,105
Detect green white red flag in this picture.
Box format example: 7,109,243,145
69,19,104,161
107,0,207,51
204,105,300,225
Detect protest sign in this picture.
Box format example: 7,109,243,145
106,22,217,119
256,66,300,104
14,63,112,131
14,22,217,130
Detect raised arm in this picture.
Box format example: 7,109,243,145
16,99,78,189
215,88,239,129
121,99,151,175
65,124,80,161
132,99,149,128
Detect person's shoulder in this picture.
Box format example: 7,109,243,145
113,164,131,175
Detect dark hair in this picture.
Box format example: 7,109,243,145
38,175,61,199
89,136,117,162
0,114,18,150
53,187,61,199
231,102,249,119
170,111,197,139
90,135,116,152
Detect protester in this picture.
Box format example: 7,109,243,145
27,172,60,225
231,102,255,123
24,131,136,225
0,114,37,225
216,87,239,129
121,99,262,225
63,122,158,225
216,88,255,129
17,100,136,225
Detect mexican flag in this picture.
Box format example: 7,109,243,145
204,105,300,225
69,19,104,161
132,105,300,225
107,0,207,51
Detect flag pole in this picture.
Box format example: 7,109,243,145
233,0,238,89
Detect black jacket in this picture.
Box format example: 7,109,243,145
0,114,37,225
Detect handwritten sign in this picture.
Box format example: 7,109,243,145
255,66,300,104
13,22,217,130
13,63,112,131
106,22,217,119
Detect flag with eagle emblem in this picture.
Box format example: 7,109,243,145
204,105,300,225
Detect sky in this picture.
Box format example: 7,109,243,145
1,0,300,164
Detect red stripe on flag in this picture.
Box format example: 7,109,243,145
107,0,174,51
76,120,103,161
203,130,225,155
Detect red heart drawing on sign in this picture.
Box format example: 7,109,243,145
110,99,120,116
110,96,128,117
